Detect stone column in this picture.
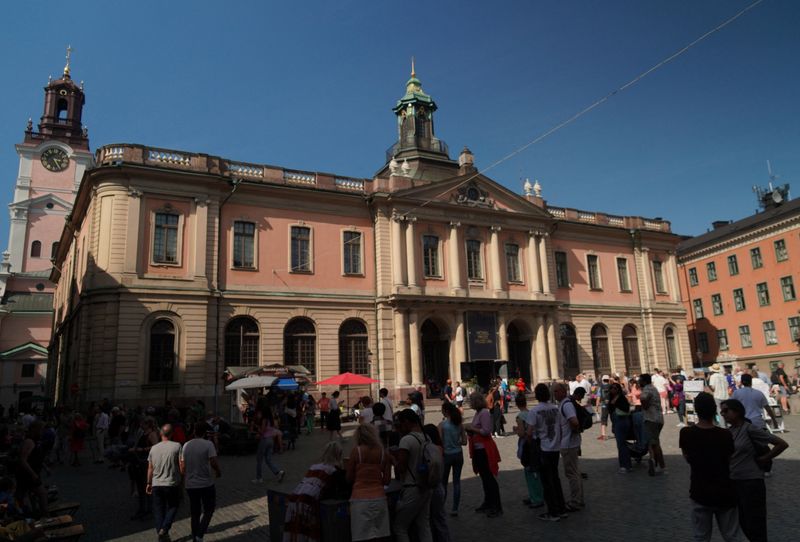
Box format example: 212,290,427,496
448,222,464,294
391,213,406,287
394,309,410,385
639,247,653,301
546,314,560,380
489,225,503,294
497,312,509,361
667,252,680,302
538,233,552,294
454,313,466,382
534,314,549,382
405,217,418,288
409,310,422,386
193,197,209,279
528,231,542,294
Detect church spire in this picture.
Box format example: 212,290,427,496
63,45,72,78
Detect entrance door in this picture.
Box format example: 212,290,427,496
622,325,641,375
421,320,449,398
507,323,532,385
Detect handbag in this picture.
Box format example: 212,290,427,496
746,424,773,472
520,437,542,470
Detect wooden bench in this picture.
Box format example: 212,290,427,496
35,515,73,530
47,502,80,517
43,524,84,541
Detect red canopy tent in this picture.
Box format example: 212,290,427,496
315,372,379,412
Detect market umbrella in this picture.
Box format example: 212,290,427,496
273,377,300,391
225,375,277,391
315,372,379,411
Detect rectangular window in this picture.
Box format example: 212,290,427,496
617,257,630,292
653,260,666,293
789,317,800,342
739,325,752,348
505,243,521,283
750,247,763,269
717,329,729,351
733,288,746,311
711,293,723,316
763,321,778,345
698,332,709,353
706,262,717,282
756,282,770,306
291,226,311,272
727,255,739,276
343,231,362,275
693,299,704,319
587,254,601,289
555,251,569,288
688,267,698,286
21,363,35,378
232,221,255,268
774,239,788,261
780,276,796,301
153,212,179,263
422,235,440,277
466,239,483,280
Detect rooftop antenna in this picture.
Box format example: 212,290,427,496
766,160,779,191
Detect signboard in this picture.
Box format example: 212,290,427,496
684,380,705,393
466,311,498,361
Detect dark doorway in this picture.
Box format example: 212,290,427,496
507,322,532,384
560,323,579,380
622,324,641,375
591,324,611,377
421,319,449,398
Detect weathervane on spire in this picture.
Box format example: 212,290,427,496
64,45,72,77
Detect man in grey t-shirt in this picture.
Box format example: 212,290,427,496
181,422,221,542
147,424,182,542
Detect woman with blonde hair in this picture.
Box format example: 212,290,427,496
283,442,350,542
347,423,391,541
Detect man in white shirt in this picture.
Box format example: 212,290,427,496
750,369,771,400
732,374,777,430
147,425,183,542
181,421,221,542
555,383,583,512
379,388,394,421
94,406,109,464
651,370,669,415
359,396,375,424
527,383,566,522
708,364,730,414
393,409,433,542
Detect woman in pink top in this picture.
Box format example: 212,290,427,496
346,424,391,541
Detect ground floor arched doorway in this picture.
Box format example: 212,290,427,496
507,321,532,385
421,319,449,398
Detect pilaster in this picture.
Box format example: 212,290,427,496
448,221,465,295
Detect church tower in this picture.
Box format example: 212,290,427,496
0,48,93,412
377,61,458,182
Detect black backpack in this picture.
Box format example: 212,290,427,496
562,399,593,433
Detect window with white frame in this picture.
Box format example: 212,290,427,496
711,293,723,316
717,329,729,351
756,282,770,306
789,317,800,342
617,258,631,291
466,239,483,280
153,212,180,264
774,239,788,261
422,235,440,277
763,321,777,345
706,261,717,282
780,276,796,301
688,267,698,286
290,226,311,272
750,247,763,269
727,254,739,276
693,299,704,319
733,288,746,311
232,221,256,268
505,243,521,283
739,325,752,348
653,260,666,293
343,231,362,275
587,254,601,290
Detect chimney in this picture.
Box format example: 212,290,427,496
712,220,731,230
458,147,475,175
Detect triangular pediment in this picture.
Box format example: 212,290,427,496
390,173,553,219
10,193,72,212
0,341,48,360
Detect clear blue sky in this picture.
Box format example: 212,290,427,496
1,0,797,243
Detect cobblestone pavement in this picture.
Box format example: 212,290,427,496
49,410,800,541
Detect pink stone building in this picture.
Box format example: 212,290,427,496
0,56,93,412
48,70,690,409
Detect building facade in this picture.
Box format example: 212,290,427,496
677,186,800,372
48,71,690,408
0,57,92,411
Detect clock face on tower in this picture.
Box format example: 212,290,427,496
41,148,69,172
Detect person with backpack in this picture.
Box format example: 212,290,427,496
526,383,565,522
465,392,502,518
392,408,435,542
513,393,543,509
423,424,451,542
555,383,584,513
439,401,466,517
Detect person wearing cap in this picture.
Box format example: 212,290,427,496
596,375,611,441
708,364,730,422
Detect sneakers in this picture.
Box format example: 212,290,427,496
277,470,286,483
617,468,630,474
654,467,668,476
537,513,560,522
251,478,264,484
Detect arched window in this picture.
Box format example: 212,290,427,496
284,318,316,375
591,324,611,376
149,320,176,382
665,326,680,370
57,99,69,121
339,319,368,375
622,325,641,375
51,242,60,260
225,317,259,367
30,241,42,258
560,324,579,371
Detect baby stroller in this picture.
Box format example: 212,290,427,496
625,410,651,463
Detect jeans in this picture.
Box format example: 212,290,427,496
442,451,463,512
523,468,544,505
612,416,632,469
187,485,216,540
256,437,280,479
539,451,565,517
560,447,583,508
677,399,686,423
152,486,181,535
690,500,745,542
733,479,767,542
472,448,501,512
394,486,432,542
428,484,450,542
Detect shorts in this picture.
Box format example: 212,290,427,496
600,405,609,425
777,386,788,398
643,421,663,445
